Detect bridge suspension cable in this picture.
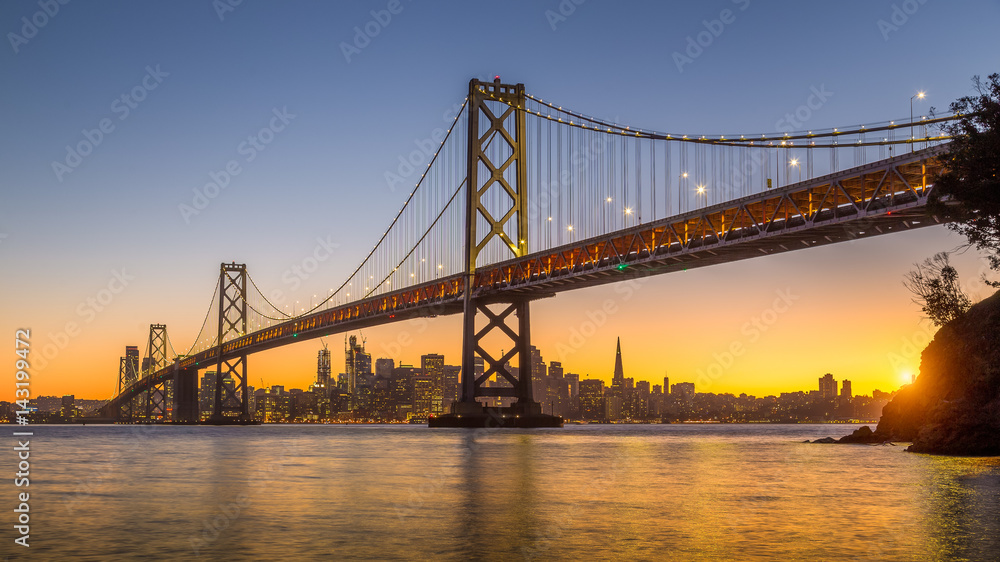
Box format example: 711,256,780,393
218,97,472,326
181,274,222,356
459,85,958,256
511,89,959,145
364,177,467,299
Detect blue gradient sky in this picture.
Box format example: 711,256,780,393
2,0,999,401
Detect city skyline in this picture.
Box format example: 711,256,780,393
32,334,909,405
8,334,895,424
3,1,999,403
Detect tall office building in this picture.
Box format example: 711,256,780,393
198,371,218,421
634,380,651,419
422,354,445,415
579,379,605,421
375,358,395,379
120,345,141,416
530,346,547,403
549,361,563,381
345,335,371,410
611,338,625,397
412,375,433,418
390,364,416,420
443,365,460,410
840,379,852,400
547,361,565,415
124,346,139,381
311,347,332,419
671,382,695,402
317,347,331,389
565,372,579,399
355,353,372,378
819,373,838,400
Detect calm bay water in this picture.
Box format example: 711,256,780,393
9,423,1000,560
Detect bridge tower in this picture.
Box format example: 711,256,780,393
432,78,560,428
210,262,251,423
143,323,169,420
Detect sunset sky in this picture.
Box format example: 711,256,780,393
2,0,999,402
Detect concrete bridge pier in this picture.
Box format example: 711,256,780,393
173,365,199,424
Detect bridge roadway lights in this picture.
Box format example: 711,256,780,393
428,400,562,428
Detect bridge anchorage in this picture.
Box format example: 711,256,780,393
430,78,561,428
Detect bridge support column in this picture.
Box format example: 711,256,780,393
143,324,169,422
435,296,557,427
430,77,560,428
210,263,252,424
173,365,199,424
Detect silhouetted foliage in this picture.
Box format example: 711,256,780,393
903,252,972,327
928,73,1000,285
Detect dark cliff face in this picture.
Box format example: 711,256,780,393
874,290,1000,456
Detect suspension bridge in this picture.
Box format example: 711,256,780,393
95,77,954,426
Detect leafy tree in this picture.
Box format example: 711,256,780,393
928,73,1000,283
903,252,972,326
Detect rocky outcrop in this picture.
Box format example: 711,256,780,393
871,290,1000,456
837,425,882,444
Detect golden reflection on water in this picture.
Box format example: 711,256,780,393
31,425,1000,560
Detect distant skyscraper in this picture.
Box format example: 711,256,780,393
124,346,139,381
530,346,546,403
611,338,625,397
664,376,670,396
375,358,395,379
613,338,624,383
634,380,651,419
531,345,546,378
841,379,852,399
422,354,445,415
412,375,433,418
390,364,416,420
565,372,579,398
443,365,460,410
819,373,837,400
549,361,563,380
671,382,695,401
198,371,218,421
579,378,605,421
345,335,370,409
317,346,331,391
